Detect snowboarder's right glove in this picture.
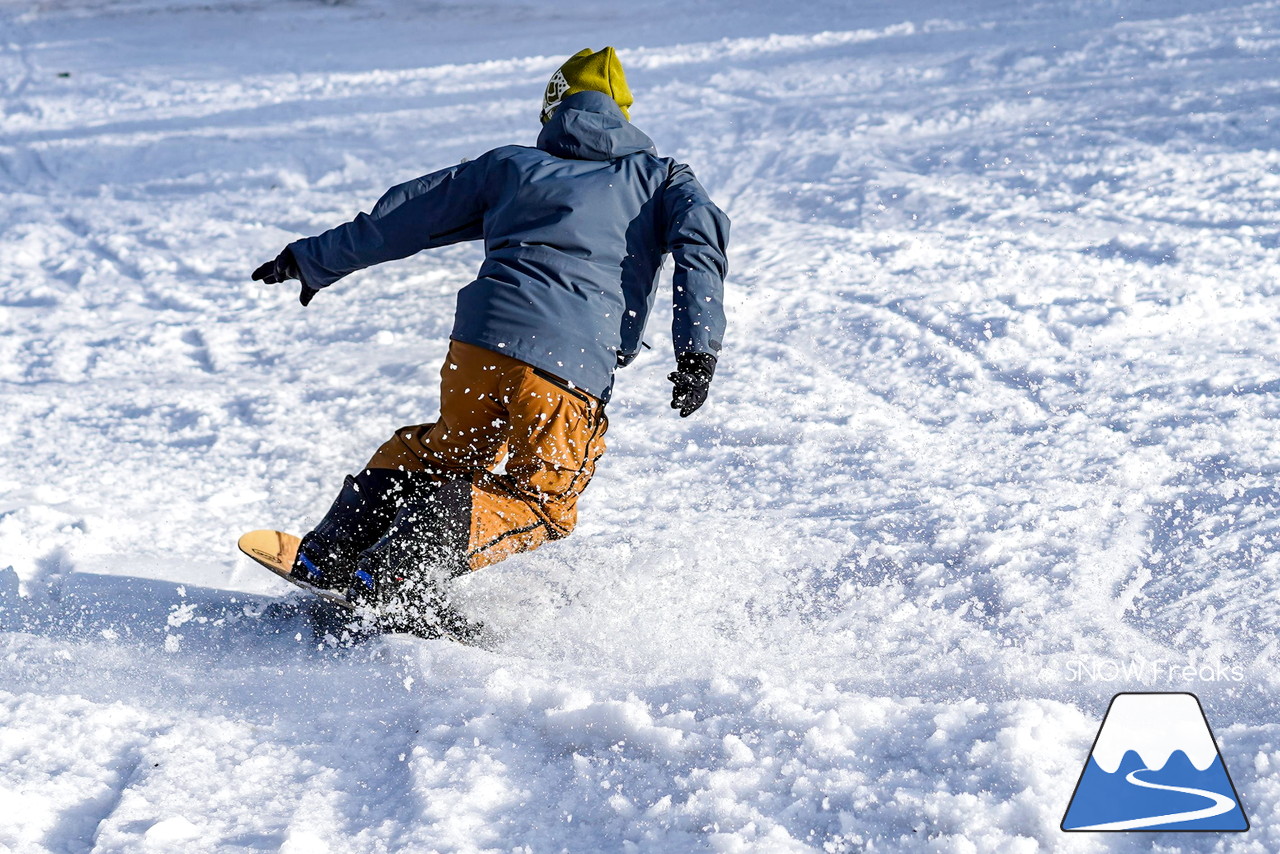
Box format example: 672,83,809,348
668,352,717,417
251,247,320,306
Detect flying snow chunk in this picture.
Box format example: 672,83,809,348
1061,692,1248,832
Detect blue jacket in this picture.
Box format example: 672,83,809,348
289,90,730,402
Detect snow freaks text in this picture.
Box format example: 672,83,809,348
1065,658,1245,684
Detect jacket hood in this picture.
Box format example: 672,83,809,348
536,90,655,161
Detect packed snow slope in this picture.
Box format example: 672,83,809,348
3,0,1279,850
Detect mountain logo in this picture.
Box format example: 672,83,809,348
1062,692,1248,832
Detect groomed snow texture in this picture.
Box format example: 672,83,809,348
2,0,1279,851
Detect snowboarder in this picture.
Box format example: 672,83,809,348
251,47,729,638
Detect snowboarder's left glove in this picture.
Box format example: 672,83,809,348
668,352,717,417
252,247,320,306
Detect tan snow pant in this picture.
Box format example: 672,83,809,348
364,339,608,571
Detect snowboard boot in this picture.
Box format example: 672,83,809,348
292,468,415,592
349,477,481,641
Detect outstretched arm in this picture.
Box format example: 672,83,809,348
252,158,489,301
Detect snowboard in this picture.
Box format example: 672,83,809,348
236,529,355,610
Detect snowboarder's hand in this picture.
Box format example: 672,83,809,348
251,247,298,284
251,248,320,306
668,352,716,417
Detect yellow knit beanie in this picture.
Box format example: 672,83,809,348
541,47,632,124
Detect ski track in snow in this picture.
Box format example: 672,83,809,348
1071,767,1237,830
2,0,1279,850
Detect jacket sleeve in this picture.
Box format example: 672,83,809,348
661,162,729,357
287,158,489,290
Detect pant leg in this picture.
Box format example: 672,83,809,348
365,340,510,475
302,341,508,586
464,361,608,570
359,340,607,578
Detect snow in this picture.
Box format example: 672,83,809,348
1090,693,1221,773
2,0,1279,850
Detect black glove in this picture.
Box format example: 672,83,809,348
668,352,717,417
251,248,320,306
616,341,651,368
